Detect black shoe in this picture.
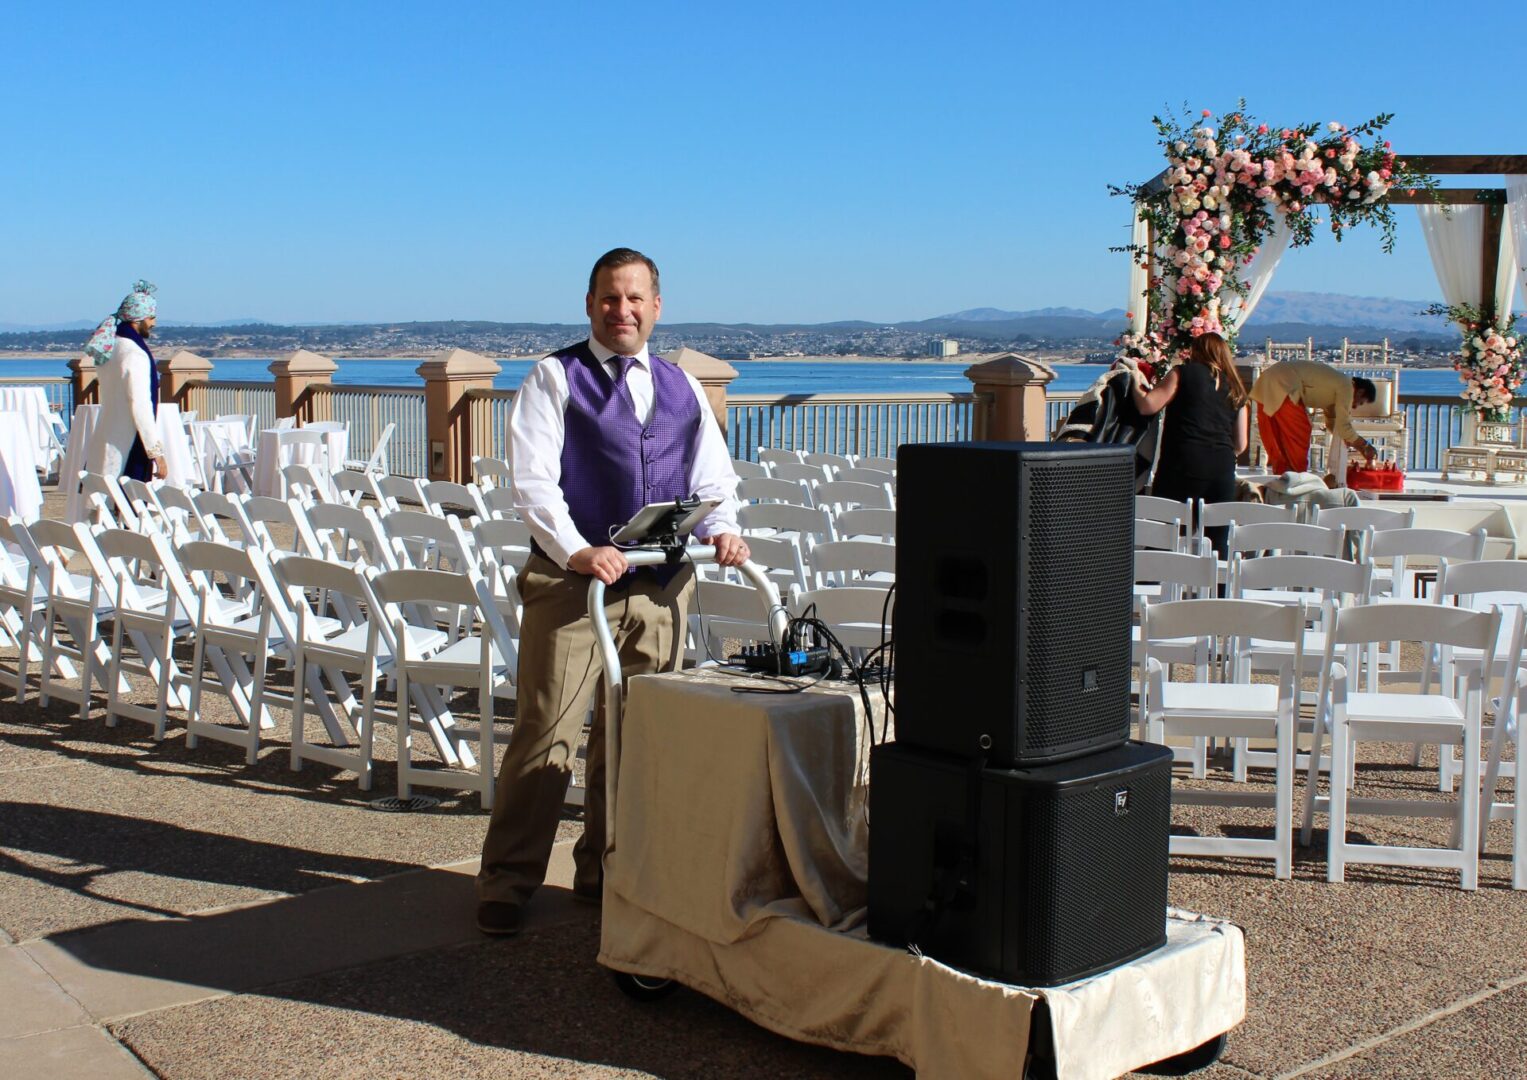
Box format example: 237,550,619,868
476,900,523,936
572,880,602,905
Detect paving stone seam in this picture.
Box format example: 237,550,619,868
1273,968,1527,1079
0,759,87,775
3,941,97,1034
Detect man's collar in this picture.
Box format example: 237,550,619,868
587,337,651,368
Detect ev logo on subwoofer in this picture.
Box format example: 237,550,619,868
1113,789,1131,816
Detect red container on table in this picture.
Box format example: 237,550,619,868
1346,462,1405,492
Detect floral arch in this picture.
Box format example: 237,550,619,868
1114,105,1527,420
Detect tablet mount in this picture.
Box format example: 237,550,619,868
613,498,704,563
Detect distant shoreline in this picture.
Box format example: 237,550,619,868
0,351,1106,367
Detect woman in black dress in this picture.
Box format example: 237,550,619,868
1126,333,1249,557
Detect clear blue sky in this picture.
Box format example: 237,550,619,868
6,1,1524,327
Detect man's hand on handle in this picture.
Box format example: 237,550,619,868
704,532,750,567
569,545,629,585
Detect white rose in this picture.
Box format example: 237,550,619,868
1328,122,1342,132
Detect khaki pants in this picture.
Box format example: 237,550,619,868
477,554,693,905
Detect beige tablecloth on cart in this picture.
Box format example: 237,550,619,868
599,669,1245,1080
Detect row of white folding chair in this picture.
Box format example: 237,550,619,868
785,583,895,658
1140,595,1520,888
0,511,511,806
737,475,894,513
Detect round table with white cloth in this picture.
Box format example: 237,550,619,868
0,410,45,521
0,385,65,471
61,403,198,522
254,426,348,498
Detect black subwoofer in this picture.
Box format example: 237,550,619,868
895,441,1135,765
867,739,1172,987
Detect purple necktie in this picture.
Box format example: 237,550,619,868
613,355,638,410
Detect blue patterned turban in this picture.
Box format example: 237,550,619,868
83,280,158,363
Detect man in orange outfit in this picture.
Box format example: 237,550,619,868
1248,360,1378,477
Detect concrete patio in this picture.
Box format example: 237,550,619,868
2,484,1525,1079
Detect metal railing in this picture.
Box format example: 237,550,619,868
305,384,428,478
466,388,516,465
181,381,279,433
0,376,73,424
725,392,977,461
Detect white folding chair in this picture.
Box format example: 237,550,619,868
281,462,332,506
482,485,519,520
1485,668,1527,889
1224,521,1345,561
1311,602,1510,890
804,451,854,475
757,448,803,470
737,476,813,507
330,469,378,508
0,517,55,700
834,507,896,541
343,422,394,475
1135,517,1185,554
471,454,513,489
306,502,398,569
1431,559,1527,796
277,555,446,791
419,480,489,523
241,495,324,557
88,528,201,737
272,429,327,498
1141,598,1307,878
730,458,768,480
811,479,894,514
788,585,895,657
78,473,139,531
377,474,425,511
769,461,832,486
369,567,516,808
1132,549,1220,777
27,519,122,718
688,577,781,665
193,490,254,548
808,538,895,589
854,455,898,474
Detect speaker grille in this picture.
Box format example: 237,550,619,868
1019,760,1171,982
1021,456,1134,758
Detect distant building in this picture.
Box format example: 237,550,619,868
928,338,959,357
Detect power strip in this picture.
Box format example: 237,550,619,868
730,643,834,677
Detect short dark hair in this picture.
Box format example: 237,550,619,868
588,248,660,297
1352,376,1377,404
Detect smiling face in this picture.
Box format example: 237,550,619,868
586,262,661,355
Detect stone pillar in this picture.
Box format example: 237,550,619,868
418,348,501,483
68,354,98,407
158,349,214,406
964,353,1056,441
269,349,337,420
667,346,738,435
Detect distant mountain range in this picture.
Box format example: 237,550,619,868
921,292,1453,343
0,291,1459,354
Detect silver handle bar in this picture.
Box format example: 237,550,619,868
588,546,788,851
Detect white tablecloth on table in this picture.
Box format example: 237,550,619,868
254,427,348,498
61,403,198,522
0,411,44,521
188,419,254,493
0,386,59,464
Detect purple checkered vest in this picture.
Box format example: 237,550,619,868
544,340,701,561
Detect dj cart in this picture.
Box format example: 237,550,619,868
588,547,1243,1080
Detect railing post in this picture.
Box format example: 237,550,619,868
964,353,1056,441
68,354,98,408
418,348,501,483
269,349,337,421
158,349,213,407
667,346,738,436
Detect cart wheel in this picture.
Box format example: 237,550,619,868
612,971,677,1002
1141,1032,1228,1075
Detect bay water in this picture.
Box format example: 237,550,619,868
0,356,1471,397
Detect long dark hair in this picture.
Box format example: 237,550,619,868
1188,333,1247,407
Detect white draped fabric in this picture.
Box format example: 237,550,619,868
1506,176,1527,315
1220,212,1293,335
1129,209,1150,334
1419,203,1485,311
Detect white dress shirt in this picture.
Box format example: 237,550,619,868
509,338,740,569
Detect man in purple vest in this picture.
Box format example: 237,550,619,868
477,247,749,936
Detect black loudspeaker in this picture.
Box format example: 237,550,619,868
867,739,1172,987
895,441,1135,765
